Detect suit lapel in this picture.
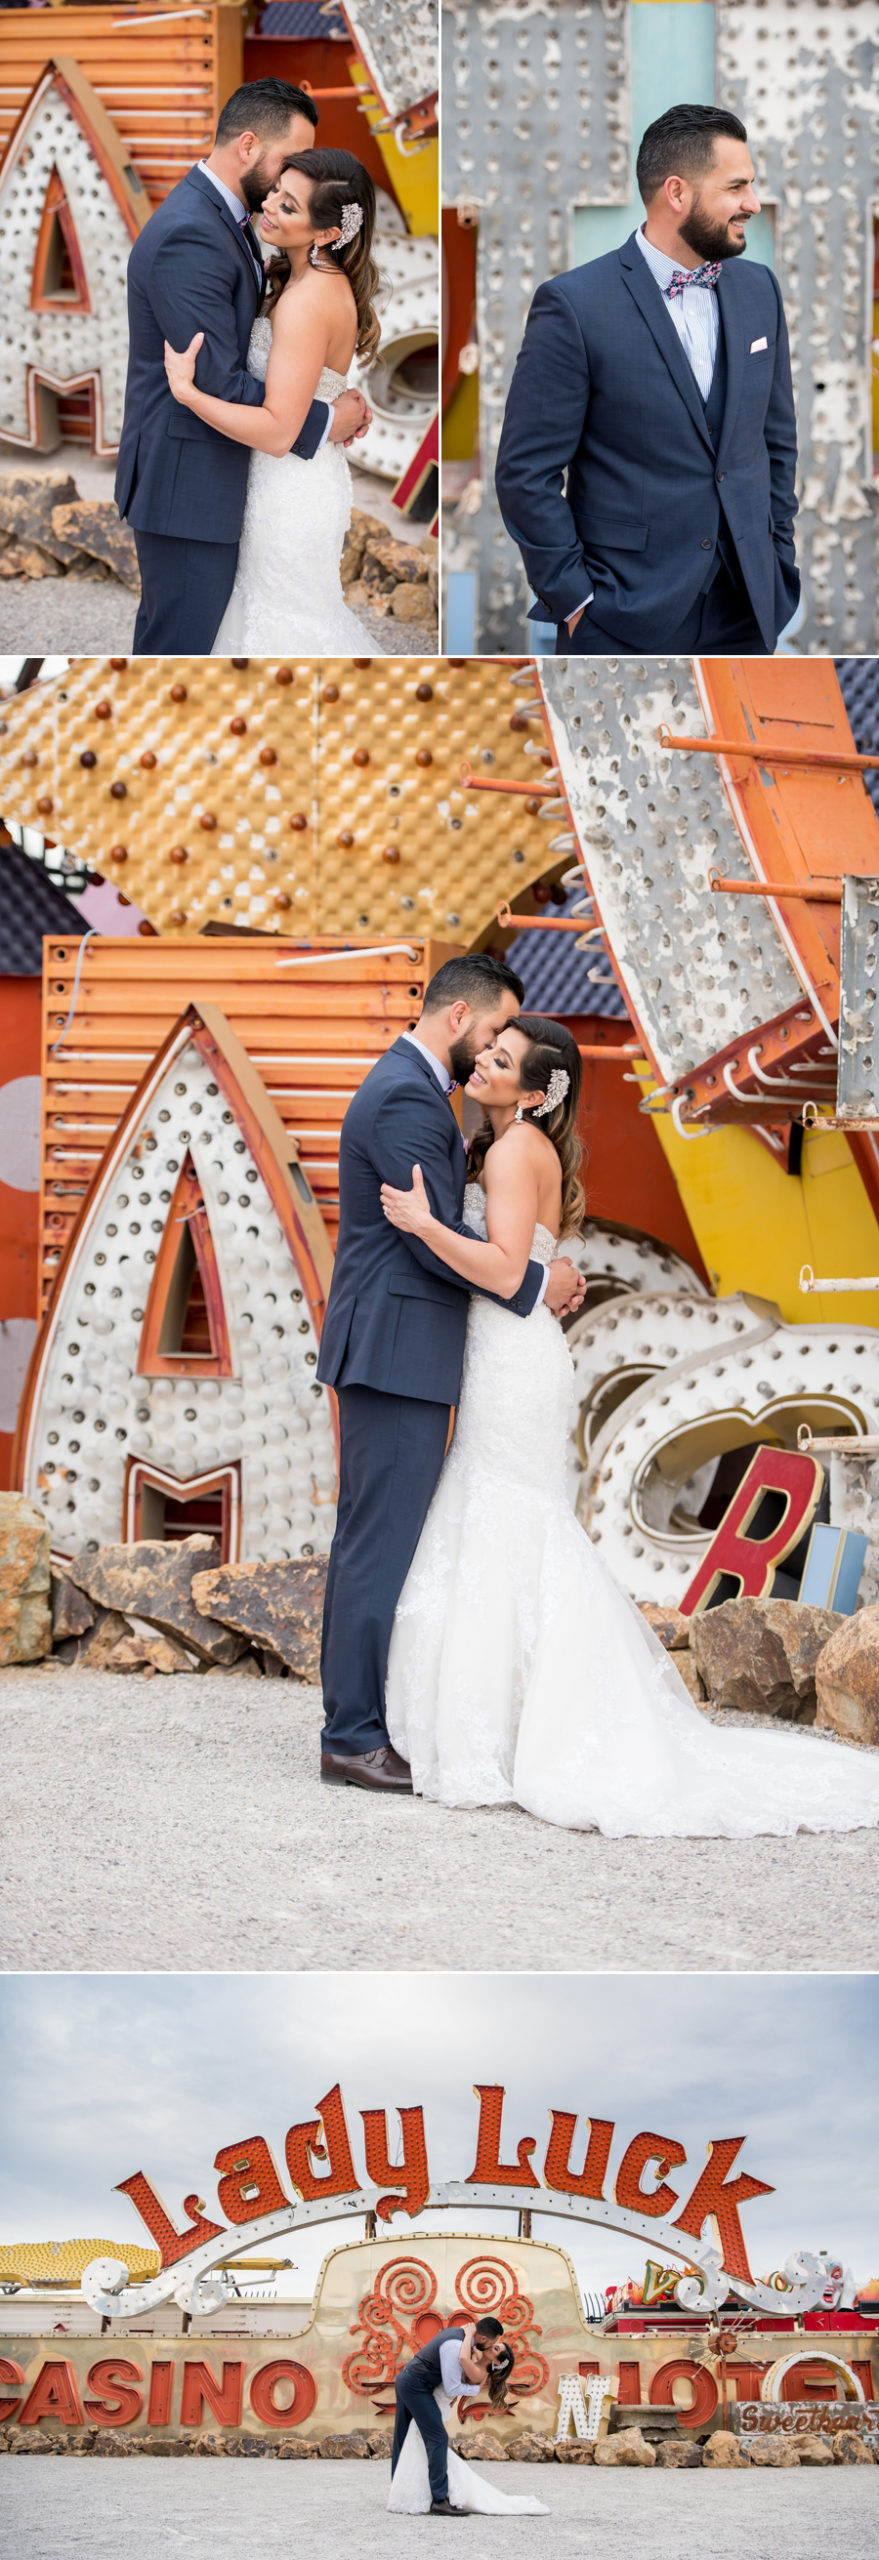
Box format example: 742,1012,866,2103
184,167,263,298
713,267,745,470
617,237,715,455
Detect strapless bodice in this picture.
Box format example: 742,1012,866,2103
464,1178,557,1267
247,311,348,401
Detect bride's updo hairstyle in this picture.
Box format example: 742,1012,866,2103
266,147,381,356
467,1011,585,1238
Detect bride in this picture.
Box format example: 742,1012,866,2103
381,1011,879,1839
163,147,385,652
388,2332,549,2518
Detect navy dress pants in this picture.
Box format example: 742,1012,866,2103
132,528,240,654
558,556,768,656
320,1383,451,1759
391,2376,450,2503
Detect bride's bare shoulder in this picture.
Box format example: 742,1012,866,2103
485,1122,548,1177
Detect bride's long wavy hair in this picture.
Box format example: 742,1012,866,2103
466,1012,585,1238
485,2342,516,2407
264,146,381,356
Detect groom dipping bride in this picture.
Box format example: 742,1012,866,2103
317,955,879,1843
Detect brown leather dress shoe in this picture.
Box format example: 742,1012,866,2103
430,2500,466,2516
320,1744,413,1793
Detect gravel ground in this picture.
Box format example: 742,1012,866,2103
0,581,435,656
1,2461,876,2559
2,1667,877,1974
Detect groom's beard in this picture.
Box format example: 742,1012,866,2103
240,156,274,215
677,201,750,263
448,1032,482,1088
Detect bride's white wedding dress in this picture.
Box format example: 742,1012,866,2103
212,314,383,654
385,1185,879,1838
387,2391,549,2516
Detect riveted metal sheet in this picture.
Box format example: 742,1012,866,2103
717,0,879,657
537,655,802,1080
442,0,630,649
343,0,437,119
0,656,562,946
837,873,879,1122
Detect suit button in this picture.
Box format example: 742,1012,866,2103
700,536,713,549
716,471,726,483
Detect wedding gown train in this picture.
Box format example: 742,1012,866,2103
386,2392,549,2516
212,318,384,653
385,1186,879,1838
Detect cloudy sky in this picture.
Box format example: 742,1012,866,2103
1,1973,876,2302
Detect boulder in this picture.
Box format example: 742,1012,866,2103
745,2436,800,2467
0,470,78,545
815,1606,879,1748
363,533,426,587
792,2432,834,2464
73,1607,136,1667
673,1653,707,1706
654,2440,703,2468
275,2436,321,2456
506,2431,557,2462
833,2431,875,2463
688,1597,843,1720
455,2428,508,2461
389,582,437,625
639,1603,691,1649
51,1571,95,1643
50,500,140,588
553,2440,595,2462
66,1538,245,1667
340,509,386,587
593,2426,655,2468
0,541,62,579
0,1492,52,1663
191,1557,328,1681
102,1629,194,1675
701,2429,750,2468
365,2430,392,2456
319,2431,372,2457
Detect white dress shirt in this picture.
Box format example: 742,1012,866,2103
196,162,331,448
400,1030,550,1305
634,222,720,399
438,2337,482,2400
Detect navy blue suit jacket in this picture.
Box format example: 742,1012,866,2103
317,1039,545,1406
495,234,799,650
115,166,326,543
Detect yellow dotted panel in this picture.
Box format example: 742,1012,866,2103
0,657,552,943
0,2237,160,2283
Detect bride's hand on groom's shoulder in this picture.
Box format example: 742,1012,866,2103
164,332,203,404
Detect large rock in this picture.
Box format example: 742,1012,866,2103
655,2440,703,2468
50,500,140,588
593,2426,655,2468
793,2433,834,2465
66,1538,245,1666
688,1597,843,1720
815,1606,879,1747
73,1607,134,1668
0,471,78,546
103,1629,195,1675
51,1571,95,1643
639,1603,692,1650
455,2429,508,2461
318,2432,372,2458
507,2431,557,2461
191,1557,328,1681
701,2429,750,2468
745,2436,800,2467
553,2440,595,2463
833,2430,875,2463
0,1492,52,1664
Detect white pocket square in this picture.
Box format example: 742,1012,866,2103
750,336,768,353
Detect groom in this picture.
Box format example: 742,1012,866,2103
316,953,587,1792
391,2316,507,2515
116,77,370,653
495,102,799,654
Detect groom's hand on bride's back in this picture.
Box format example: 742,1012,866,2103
329,389,372,447
545,1258,587,1318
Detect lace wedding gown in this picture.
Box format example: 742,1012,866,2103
212,315,384,653
385,1185,879,1838
387,2391,549,2516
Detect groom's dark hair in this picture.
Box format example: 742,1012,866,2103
636,104,747,204
422,953,525,1013
215,79,319,146
473,2317,504,2339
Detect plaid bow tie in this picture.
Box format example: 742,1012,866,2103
665,262,721,299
